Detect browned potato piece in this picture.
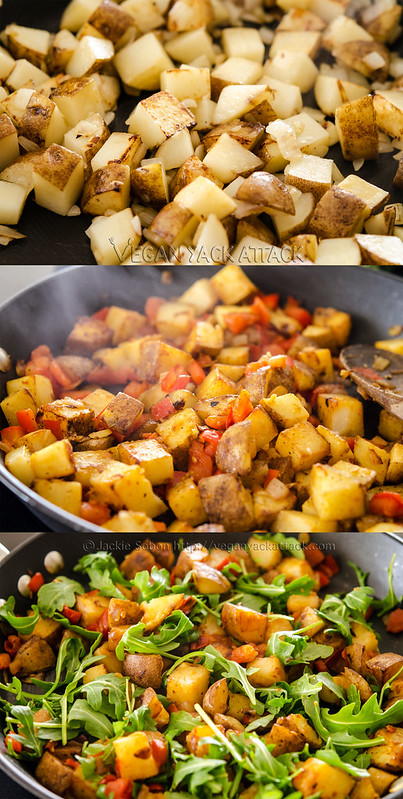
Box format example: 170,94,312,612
175,543,209,579
193,562,231,594
333,667,373,702
35,751,73,795
170,155,221,199
263,721,305,756
383,678,403,709
87,0,135,44
141,687,170,728
309,186,366,238
100,392,144,438
365,652,403,685
370,726,403,771
350,776,380,799
247,655,286,687
278,714,322,749
335,95,378,161
293,757,355,799
123,653,164,690
236,171,295,215
203,120,264,151
199,474,255,533
71,765,98,799
215,420,254,476
65,315,113,355
203,678,229,716
368,767,396,795
120,546,156,579
140,594,185,631
9,636,56,676
81,163,130,215
166,662,210,711
332,41,389,82
108,598,142,629
277,557,315,583
221,602,268,644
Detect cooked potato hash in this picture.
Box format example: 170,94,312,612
2,0,403,262
0,540,402,799
1,265,403,532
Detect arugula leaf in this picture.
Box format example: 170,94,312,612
252,533,304,560
133,567,171,602
315,746,369,779
53,612,101,641
165,711,204,742
203,646,264,712
372,555,402,617
81,674,128,720
4,705,44,759
234,573,316,614
348,561,369,588
0,597,39,635
68,698,114,738
317,586,373,641
115,610,195,661
266,628,333,665
37,576,84,616
172,756,230,799
31,636,84,695
322,693,403,734
116,706,157,733
74,551,131,600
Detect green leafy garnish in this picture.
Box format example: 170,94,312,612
81,674,128,720
0,597,39,635
372,555,402,617
317,586,374,641
74,552,130,600
133,567,171,602
266,627,333,664
37,576,84,616
68,698,114,738
115,610,195,660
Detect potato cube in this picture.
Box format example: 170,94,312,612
144,201,197,250
298,348,334,381
373,90,403,140
222,27,265,63
66,35,114,77
203,133,263,185
114,732,159,781
127,89,197,147
338,174,389,216
51,76,105,129
270,30,321,58
118,439,174,485
310,463,365,520
103,511,157,532
253,481,296,529
335,95,378,161
34,478,82,516
81,163,130,215
317,394,364,436
98,392,143,438
264,52,317,95
314,237,362,265
18,429,57,453
63,113,109,177
271,509,338,533
5,445,35,486
31,439,75,479
185,321,223,357
125,339,191,381
5,23,51,70
355,234,403,266
161,66,210,103
213,84,270,126
167,662,210,711
33,144,84,216
167,476,208,526
94,462,167,517
312,307,352,347
155,301,195,339
386,443,403,483
249,407,278,451
48,28,78,73
199,473,255,532
41,398,94,437
317,425,353,464
211,264,257,305
264,393,309,428
248,656,286,687
293,757,355,799
1,387,37,426
114,33,173,92
276,421,330,471
179,278,218,315
284,154,333,201
0,113,19,171
272,191,316,244
174,176,236,221
196,367,237,400
0,45,15,81
91,133,146,173
379,409,403,441
354,437,389,485
73,450,114,487
165,28,215,64
0,180,28,225
157,408,200,469
309,185,366,238
86,208,141,265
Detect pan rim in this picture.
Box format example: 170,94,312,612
0,531,402,799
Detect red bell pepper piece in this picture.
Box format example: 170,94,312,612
123,380,149,398
251,296,271,327
16,408,38,433
97,609,109,640
223,311,258,335
49,361,72,389
264,469,280,488
80,501,111,526
369,491,403,518
104,778,133,799
262,293,280,309
151,738,168,768
386,608,403,634
91,307,110,322
152,396,175,421
0,653,11,669
284,297,312,328
30,345,52,360
188,440,213,483
4,635,21,657
29,572,45,593
304,542,325,568
204,414,228,430
199,429,222,457
5,734,22,754
322,554,339,575
232,389,253,424
1,426,25,447
317,570,330,587
43,419,63,439
188,359,206,385
62,605,81,624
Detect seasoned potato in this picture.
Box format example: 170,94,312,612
35,752,73,795
293,757,355,799
370,727,403,771
247,656,286,687
199,474,255,533
9,636,56,676
222,603,268,644
123,654,164,690
203,678,229,716
166,662,210,711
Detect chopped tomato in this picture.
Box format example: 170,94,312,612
232,389,253,423
43,419,63,439
369,492,403,518
224,311,258,335
104,778,133,799
87,365,138,385
0,653,11,669
97,609,109,640
322,554,339,575
200,428,222,457
80,501,111,526
29,572,45,593
91,307,110,322
49,360,72,389
231,644,258,663
386,608,403,634
123,380,149,398
16,408,38,433
251,296,271,327
64,758,79,769
1,426,25,447
5,734,22,754
304,542,325,568
4,635,21,657
152,397,175,421
188,440,213,483
188,359,206,385
284,297,312,328
264,469,280,488
317,570,330,588
151,738,168,768
62,605,81,624
145,296,165,323
262,293,280,310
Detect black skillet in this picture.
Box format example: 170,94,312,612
0,531,402,799
1,0,403,265
0,265,403,532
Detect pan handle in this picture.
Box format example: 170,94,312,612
0,543,10,562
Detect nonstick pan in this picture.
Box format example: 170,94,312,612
0,531,402,799
0,265,402,532
1,0,403,265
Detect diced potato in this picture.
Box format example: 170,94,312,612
264,393,309,428
222,602,268,643
157,407,200,469
265,52,318,94
31,439,75,480
215,420,255,476
310,463,366,520
211,57,262,101
213,83,271,126
222,27,265,64
73,451,114,488
386,443,403,483
354,437,389,484
118,440,173,485
167,476,208,526
285,154,333,200
272,190,315,244
114,732,159,781
253,481,296,529
114,33,173,91
272,509,338,533
120,0,165,34
48,28,78,73
86,208,141,265
103,510,158,532
18,429,57,453
81,164,131,215
165,29,215,65
203,133,262,185
166,662,210,711
338,175,389,216
33,144,84,216
0,113,19,171
92,462,167,517
5,445,35,486
196,367,236,400
312,307,352,347
373,89,403,139
155,301,195,339
0,180,28,225
199,473,255,533
317,425,353,464
100,392,144,438
34,479,82,516
335,95,378,161
83,664,108,684
314,73,368,116
211,264,257,305
1,387,37,426
174,176,236,221
370,726,403,772
51,76,105,129
355,234,403,266
248,656,286,687
276,421,330,471
293,757,355,799
64,113,110,176
298,348,334,381
249,406,278,451
379,409,403,441
66,35,114,77
309,185,366,238
317,394,364,436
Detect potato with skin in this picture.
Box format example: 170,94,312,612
336,95,378,161
35,752,73,796
33,143,84,216
333,667,373,702
203,678,229,716
142,687,170,729
123,653,164,690
108,598,142,629
81,163,130,215
9,636,56,676
309,186,366,238
215,420,255,476
199,474,255,533
370,727,403,772
365,653,403,685
167,662,210,711
175,544,208,579
222,603,268,644
193,562,231,594
236,171,295,215
140,594,185,631
248,656,286,687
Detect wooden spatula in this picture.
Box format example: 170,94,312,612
340,345,403,421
